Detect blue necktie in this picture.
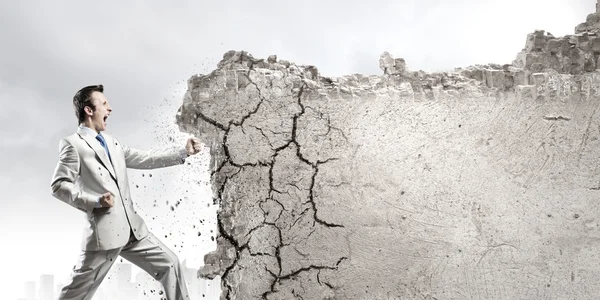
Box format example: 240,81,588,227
95,134,112,163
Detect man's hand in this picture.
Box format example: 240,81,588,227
186,137,204,156
99,192,114,208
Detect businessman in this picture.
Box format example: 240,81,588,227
50,84,203,300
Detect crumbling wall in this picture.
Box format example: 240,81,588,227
176,3,600,299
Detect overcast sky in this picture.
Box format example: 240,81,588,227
0,0,594,299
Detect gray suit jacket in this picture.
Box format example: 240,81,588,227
50,126,186,251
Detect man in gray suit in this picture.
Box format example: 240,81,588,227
51,84,203,300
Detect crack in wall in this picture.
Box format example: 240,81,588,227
177,9,600,296
186,62,349,298
246,79,346,298
263,257,348,299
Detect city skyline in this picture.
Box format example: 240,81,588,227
17,261,221,300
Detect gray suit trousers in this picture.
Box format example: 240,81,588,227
58,231,190,300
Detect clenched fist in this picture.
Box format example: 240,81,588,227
186,137,204,156
100,192,114,207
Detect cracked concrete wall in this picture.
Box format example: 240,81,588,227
176,4,600,300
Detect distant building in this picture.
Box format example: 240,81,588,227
108,263,137,300
54,282,63,299
38,274,54,300
94,285,109,300
135,269,162,299
205,279,221,299
24,281,36,300
182,259,203,298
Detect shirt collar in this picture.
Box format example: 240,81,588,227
78,125,100,137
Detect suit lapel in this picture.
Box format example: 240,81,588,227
77,128,117,181
103,133,120,182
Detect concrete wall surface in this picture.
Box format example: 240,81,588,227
175,5,600,299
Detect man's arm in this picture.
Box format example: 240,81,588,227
50,139,102,213
121,144,188,169
119,136,203,169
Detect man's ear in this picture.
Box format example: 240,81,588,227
84,106,93,116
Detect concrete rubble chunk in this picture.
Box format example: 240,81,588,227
379,51,408,75
576,0,600,34
176,3,600,299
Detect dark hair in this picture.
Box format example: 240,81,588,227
73,85,104,124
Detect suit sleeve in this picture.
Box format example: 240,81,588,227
119,138,187,169
50,139,100,213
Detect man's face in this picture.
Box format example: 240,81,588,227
87,91,112,132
